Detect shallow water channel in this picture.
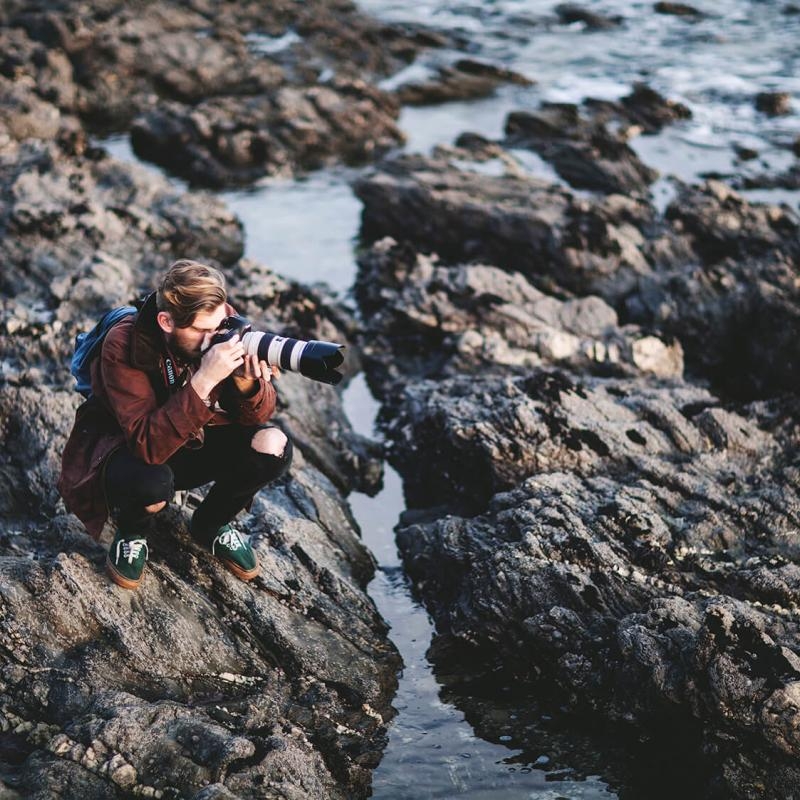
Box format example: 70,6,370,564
102,1,800,794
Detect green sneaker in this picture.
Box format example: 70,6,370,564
209,523,260,581
106,533,149,589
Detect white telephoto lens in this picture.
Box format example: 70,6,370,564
290,341,306,372
267,336,285,366
242,331,263,359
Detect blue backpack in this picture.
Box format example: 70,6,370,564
70,306,137,398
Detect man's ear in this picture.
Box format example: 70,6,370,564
156,311,175,334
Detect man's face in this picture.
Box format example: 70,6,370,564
162,304,228,362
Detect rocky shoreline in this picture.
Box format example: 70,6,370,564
1,0,800,798
353,85,800,797
0,2,418,797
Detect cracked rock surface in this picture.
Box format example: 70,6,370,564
354,118,800,796
0,13,401,793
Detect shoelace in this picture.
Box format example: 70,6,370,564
117,538,148,565
214,528,244,554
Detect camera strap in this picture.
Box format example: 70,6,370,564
163,356,178,389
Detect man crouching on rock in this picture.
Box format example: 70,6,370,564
58,260,292,589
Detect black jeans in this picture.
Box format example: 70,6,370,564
104,424,292,539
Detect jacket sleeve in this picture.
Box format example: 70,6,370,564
218,375,277,425
98,324,215,465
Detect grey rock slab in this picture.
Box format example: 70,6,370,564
0,467,398,799
355,153,800,398
394,436,800,796
355,237,683,393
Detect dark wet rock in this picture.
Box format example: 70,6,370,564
355,152,663,297
351,58,800,790
554,4,623,30
642,176,798,400
382,369,754,511
755,91,793,117
356,153,800,399
794,136,800,157
505,102,659,193
733,143,759,161
396,59,532,106
355,236,683,395
501,85,689,193
131,79,403,187
654,2,706,18
378,361,800,797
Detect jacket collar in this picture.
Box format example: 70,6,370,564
130,292,165,372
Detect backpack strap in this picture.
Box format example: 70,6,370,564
71,307,137,398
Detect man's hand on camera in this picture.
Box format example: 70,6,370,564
232,355,280,394
190,336,244,400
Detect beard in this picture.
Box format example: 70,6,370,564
165,331,203,364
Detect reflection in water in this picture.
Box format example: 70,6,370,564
220,171,364,296
343,375,615,798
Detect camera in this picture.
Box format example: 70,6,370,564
208,315,345,385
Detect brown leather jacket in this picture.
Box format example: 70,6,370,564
58,293,277,539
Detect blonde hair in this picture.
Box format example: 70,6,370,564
157,260,227,328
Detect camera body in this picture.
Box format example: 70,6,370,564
209,315,345,385
209,314,252,346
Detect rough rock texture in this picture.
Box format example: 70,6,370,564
627,180,800,399
505,103,659,195
130,79,403,187
355,152,800,400
0,444,398,800
502,85,690,195
353,94,800,796
355,152,660,298
0,47,394,799
0,0,441,185
390,376,800,798
395,59,532,106
355,237,683,393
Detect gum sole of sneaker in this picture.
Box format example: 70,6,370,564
222,558,260,582
106,558,144,590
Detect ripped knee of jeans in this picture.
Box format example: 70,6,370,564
251,427,288,458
